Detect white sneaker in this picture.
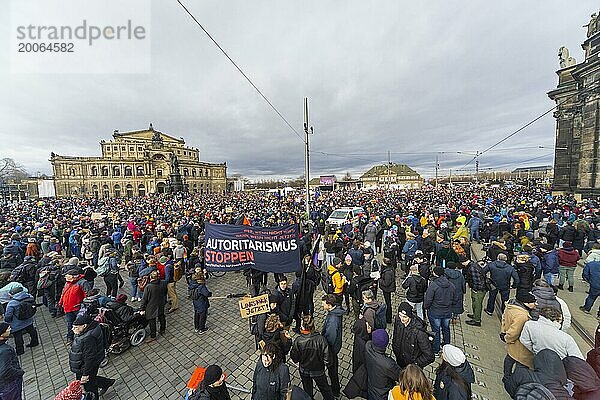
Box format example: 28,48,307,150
131,297,136,302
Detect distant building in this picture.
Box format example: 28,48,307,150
510,166,553,180
50,124,227,198
548,13,600,197
360,163,422,189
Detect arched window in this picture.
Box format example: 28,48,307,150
114,184,121,198
157,169,163,177
112,166,120,176
193,183,197,193
138,184,146,196
69,168,76,176
191,169,196,177
183,168,189,177
91,166,98,176
136,166,144,176
126,184,133,197
92,185,99,198
101,166,109,176
124,166,133,177
199,169,203,177
102,184,109,198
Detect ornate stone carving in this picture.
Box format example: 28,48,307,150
585,12,599,38
558,47,577,68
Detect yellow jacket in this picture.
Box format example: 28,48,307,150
328,264,346,294
388,387,434,400
452,225,469,240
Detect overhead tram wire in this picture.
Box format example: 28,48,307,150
174,0,304,143
459,83,600,171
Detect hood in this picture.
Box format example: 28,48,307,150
563,356,600,392
407,315,427,331
433,275,452,289
444,269,462,279
11,291,31,302
454,361,475,384
330,306,346,317
531,286,556,302
493,260,510,269
533,349,567,385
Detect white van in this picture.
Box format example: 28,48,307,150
326,207,366,229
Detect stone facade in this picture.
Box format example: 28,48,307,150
548,13,600,197
360,163,422,189
50,124,227,197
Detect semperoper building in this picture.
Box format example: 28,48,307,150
50,124,227,197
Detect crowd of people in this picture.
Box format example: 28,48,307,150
0,186,599,399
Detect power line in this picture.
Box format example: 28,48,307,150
174,0,304,143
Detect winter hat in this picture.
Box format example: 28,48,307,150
65,268,81,276
9,285,23,295
72,315,92,326
203,365,223,386
116,294,128,304
344,254,353,262
433,266,444,277
516,291,537,304
371,329,389,350
442,344,466,367
67,257,79,266
397,302,413,318
46,251,59,258
0,322,9,336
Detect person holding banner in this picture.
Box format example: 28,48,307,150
189,364,231,400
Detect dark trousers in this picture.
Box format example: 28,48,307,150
12,324,39,355
104,274,118,298
194,310,207,330
148,314,166,337
76,365,112,398
503,354,526,379
43,285,57,316
583,286,600,315
327,351,341,397
0,376,23,400
300,373,334,400
66,311,78,341
486,288,509,314
382,291,392,323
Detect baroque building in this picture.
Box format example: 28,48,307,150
548,12,600,197
360,163,423,189
50,124,227,197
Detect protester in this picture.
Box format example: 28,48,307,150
351,317,370,374
251,342,291,400
289,315,334,400
501,291,536,378
139,269,167,341
424,266,459,354
68,315,115,397
464,257,488,327
388,364,435,400
401,264,427,320
0,322,24,400
433,344,474,400
190,364,231,400
484,253,519,315
581,256,600,316
563,356,600,400
4,286,39,355
327,257,346,307
557,241,580,292
188,272,211,333
321,294,344,399
378,258,396,324
444,262,466,323
391,302,434,369
58,269,87,344
364,329,402,400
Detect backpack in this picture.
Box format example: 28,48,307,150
373,303,387,330
98,322,113,350
321,269,340,294
17,297,37,320
96,257,110,277
9,265,27,283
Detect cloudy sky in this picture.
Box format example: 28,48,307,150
0,1,598,180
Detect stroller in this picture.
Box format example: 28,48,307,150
80,295,147,357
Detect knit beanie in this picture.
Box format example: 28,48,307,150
203,365,223,386
72,315,92,326
371,329,389,350
442,344,466,367
397,302,413,318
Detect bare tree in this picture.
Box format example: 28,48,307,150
0,158,27,183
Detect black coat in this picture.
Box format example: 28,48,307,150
364,341,401,400
69,321,105,376
401,274,428,303
424,275,459,318
0,341,24,386
274,287,294,325
378,264,396,293
251,360,290,400
503,349,571,400
351,318,370,373
514,261,535,294
290,332,330,377
392,316,434,369
140,279,167,320
434,361,475,400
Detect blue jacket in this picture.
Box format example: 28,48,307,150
188,281,211,312
0,341,24,386
164,261,175,283
321,306,345,355
444,268,466,315
583,261,600,290
5,292,34,332
541,250,559,275
483,260,520,291
424,275,459,318
347,247,365,267
402,239,418,258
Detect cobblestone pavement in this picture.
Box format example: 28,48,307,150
18,248,592,400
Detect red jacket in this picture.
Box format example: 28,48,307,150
58,279,86,313
558,248,580,268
